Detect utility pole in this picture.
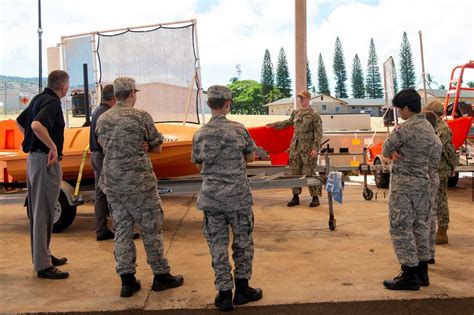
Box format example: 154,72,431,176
295,0,307,109
38,0,43,93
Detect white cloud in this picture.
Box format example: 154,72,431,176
1,0,473,93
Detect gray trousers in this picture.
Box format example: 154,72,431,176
389,191,430,267
203,210,254,291
90,151,110,237
27,152,62,271
107,190,170,276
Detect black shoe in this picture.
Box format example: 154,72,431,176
152,272,184,291
427,258,435,264
215,290,233,312
133,232,140,240
96,230,115,241
287,194,300,207
309,196,320,207
417,261,429,287
383,265,420,290
120,274,141,297
233,278,263,305
51,255,67,266
37,266,69,279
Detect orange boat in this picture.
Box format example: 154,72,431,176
1,121,199,184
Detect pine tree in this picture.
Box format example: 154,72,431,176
317,53,330,95
351,54,365,98
306,59,315,93
260,49,275,100
365,38,383,98
275,48,292,98
332,37,348,98
399,32,416,89
391,58,398,93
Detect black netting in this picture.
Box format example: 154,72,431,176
97,24,200,123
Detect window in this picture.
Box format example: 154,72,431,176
336,106,340,113
322,104,327,111
361,106,365,109
352,106,355,109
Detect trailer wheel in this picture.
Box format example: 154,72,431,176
374,158,390,188
26,191,77,233
363,187,374,201
447,172,459,188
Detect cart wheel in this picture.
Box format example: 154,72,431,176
363,187,374,201
329,219,336,231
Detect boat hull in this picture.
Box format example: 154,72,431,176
2,124,199,183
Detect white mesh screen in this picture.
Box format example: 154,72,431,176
97,24,200,123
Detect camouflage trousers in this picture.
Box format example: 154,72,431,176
437,174,450,230
389,191,430,267
203,209,254,291
107,190,170,276
289,148,321,196
428,182,440,260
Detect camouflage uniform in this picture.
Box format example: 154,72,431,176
382,114,437,266
428,137,442,259
192,107,257,291
96,101,170,276
435,120,458,230
273,109,323,196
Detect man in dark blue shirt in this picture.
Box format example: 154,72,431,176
16,70,70,279
89,84,116,241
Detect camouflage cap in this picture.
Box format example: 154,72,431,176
423,100,444,115
297,90,311,99
113,77,140,93
207,85,232,100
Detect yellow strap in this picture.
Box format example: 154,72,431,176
74,144,90,198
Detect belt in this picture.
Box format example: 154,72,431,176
31,150,63,161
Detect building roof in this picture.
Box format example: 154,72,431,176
339,98,385,106
264,97,294,107
419,88,474,98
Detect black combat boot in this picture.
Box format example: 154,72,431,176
309,196,320,207
287,194,300,207
417,261,429,286
233,278,263,305
383,265,420,290
120,273,141,297
215,290,233,312
152,272,184,291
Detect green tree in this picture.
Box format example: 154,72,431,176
260,49,275,101
399,32,416,89
365,38,383,98
391,58,398,93
351,54,365,98
227,80,266,115
307,59,315,93
439,84,446,89
275,47,292,98
332,37,348,98
317,53,330,95
467,81,474,88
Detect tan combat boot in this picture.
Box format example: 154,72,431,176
435,227,448,245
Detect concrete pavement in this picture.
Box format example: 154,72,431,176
0,175,472,314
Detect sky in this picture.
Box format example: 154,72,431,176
1,0,473,95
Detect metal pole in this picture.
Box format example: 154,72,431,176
419,31,428,107
83,63,91,126
295,0,307,110
193,19,206,124
38,0,43,93
4,82,7,115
